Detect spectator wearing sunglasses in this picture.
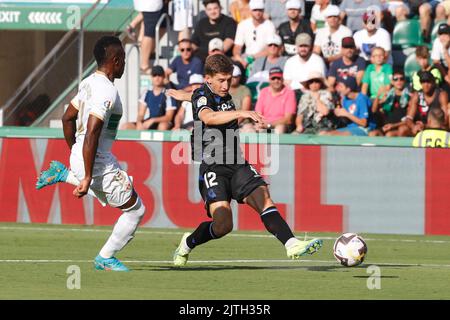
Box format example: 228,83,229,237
369,70,412,137
249,34,287,79
254,67,297,133
166,39,204,90
294,71,335,134
233,0,276,69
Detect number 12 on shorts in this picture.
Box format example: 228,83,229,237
204,172,218,188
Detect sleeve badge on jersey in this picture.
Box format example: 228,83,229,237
104,100,112,109
197,96,207,108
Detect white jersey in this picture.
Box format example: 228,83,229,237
70,71,122,177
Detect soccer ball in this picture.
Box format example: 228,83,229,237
333,233,368,267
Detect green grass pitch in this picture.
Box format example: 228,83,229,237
0,222,450,300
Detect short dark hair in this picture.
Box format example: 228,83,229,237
416,46,430,59
178,38,192,45
393,68,405,76
203,0,221,7
429,107,446,125
93,36,122,66
204,54,234,76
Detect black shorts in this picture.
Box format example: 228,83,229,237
199,162,267,217
143,10,164,38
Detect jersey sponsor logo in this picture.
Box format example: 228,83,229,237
219,101,235,111
197,96,207,108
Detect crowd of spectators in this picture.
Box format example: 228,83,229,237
123,0,450,138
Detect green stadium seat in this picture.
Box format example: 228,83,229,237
393,19,424,48
404,53,421,81
431,20,447,43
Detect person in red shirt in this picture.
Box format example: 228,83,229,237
254,67,297,133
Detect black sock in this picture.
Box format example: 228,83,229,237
260,206,295,245
186,221,218,249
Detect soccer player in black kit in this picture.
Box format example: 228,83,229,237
173,54,322,266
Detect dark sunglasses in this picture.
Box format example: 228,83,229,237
270,77,282,81
268,43,279,47
180,48,192,52
308,79,322,84
392,76,405,81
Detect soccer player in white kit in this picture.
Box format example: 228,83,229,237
36,36,146,272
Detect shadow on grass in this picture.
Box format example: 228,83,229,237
130,264,347,272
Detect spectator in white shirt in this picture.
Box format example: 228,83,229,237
353,11,392,64
233,0,277,68
310,0,332,33
431,23,450,72
283,33,327,92
313,5,352,65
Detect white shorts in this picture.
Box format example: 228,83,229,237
70,155,133,208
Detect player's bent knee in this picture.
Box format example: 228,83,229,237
213,220,233,237
124,196,146,219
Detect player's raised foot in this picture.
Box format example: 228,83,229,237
173,232,191,267
36,160,69,190
94,255,130,272
286,238,323,260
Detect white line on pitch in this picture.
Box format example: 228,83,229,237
0,259,450,269
0,226,450,244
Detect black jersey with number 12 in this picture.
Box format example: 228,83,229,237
190,82,245,165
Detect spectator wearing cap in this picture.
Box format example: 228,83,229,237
254,67,297,133
361,47,393,101
310,0,332,33
265,0,305,29
431,23,450,73
323,77,373,136
173,74,204,131
229,0,251,23
412,46,443,92
294,71,336,134
121,66,177,131
283,33,327,93
191,0,237,62
369,69,411,137
328,37,366,91
208,37,225,56
397,70,449,137
166,39,204,90
339,0,382,33
233,0,277,68
313,5,352,65
249,34,288,79
278,0,313,57
353,10,392,64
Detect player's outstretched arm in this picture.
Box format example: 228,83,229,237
74,115,103,198
167,89,193,102
62,103,79,149
199,108,264,126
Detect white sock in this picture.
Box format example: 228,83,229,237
284,237,299,249
99,197,146,259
